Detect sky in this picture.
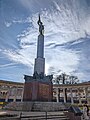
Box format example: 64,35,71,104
0,0,90,83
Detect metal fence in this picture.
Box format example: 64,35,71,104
0,112,68,120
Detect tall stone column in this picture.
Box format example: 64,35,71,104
56,88,60,102
13,87,17,102
34,15,45,75
70,88,74,104
84,87,88,103
78,88,81,104
21,87,24,102
5,86,11,102
63,88,66,103
5,90,9,102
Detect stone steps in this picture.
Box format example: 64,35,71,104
3,102,33,111
4,102,67,112
31,102,67,111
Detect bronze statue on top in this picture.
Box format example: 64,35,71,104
37,14,44,35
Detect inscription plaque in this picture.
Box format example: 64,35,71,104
39,83,49,99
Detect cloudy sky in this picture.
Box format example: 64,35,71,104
0,0,90,82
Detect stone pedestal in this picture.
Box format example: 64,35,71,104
23,75,53,102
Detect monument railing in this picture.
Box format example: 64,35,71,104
0,112,69,120
19,112,68,120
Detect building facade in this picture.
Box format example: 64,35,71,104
53,82,90,104
0,80,90,104
0,80,23,102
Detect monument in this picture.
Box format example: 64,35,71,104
3,15,67,112
23,15,53,101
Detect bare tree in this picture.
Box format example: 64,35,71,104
53,73,79,85
68,75,79,84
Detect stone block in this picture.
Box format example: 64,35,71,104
23,81,53,102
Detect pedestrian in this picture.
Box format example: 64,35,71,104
85,104,89,116
81,104,89,120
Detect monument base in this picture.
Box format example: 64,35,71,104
23,75,53,102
